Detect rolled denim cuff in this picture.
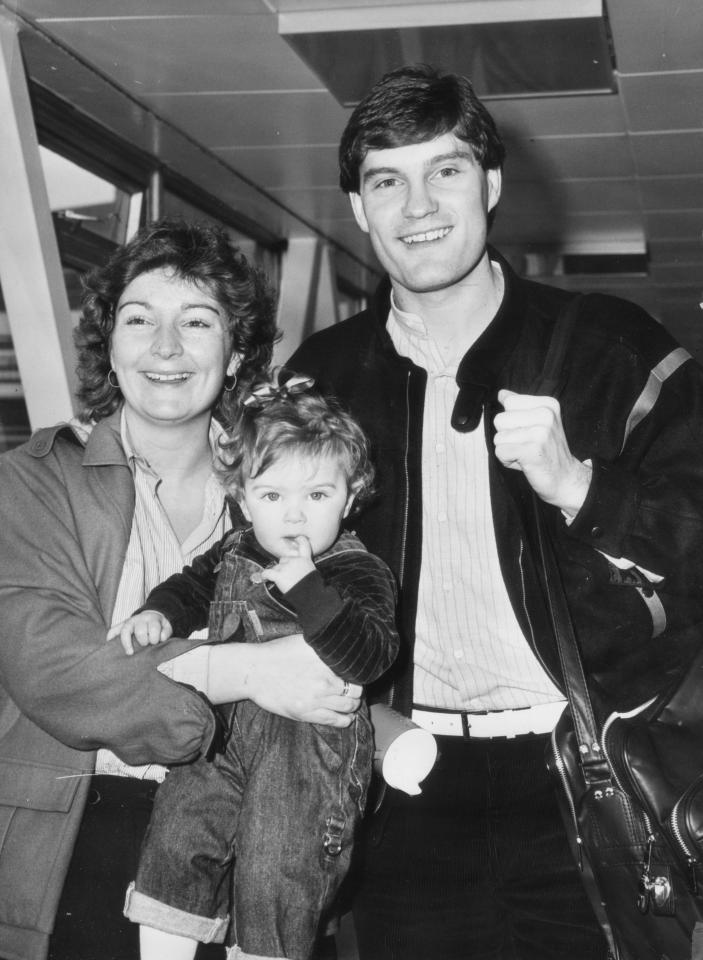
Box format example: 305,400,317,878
123,881,228,944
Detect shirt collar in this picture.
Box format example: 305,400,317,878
389,289,429,340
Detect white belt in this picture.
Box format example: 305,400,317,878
411,701,566,739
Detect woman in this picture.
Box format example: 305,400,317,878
0,219,361,960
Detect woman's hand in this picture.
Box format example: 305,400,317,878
206,633,361,726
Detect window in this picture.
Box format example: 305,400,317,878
0,285,30,452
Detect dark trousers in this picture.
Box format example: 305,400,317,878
48,775,224,960
352,733,608,960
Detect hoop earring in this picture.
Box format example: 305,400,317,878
223,373,237,394
107,369,120,389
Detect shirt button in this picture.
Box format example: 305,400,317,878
455,649,465,660
438,513,448,523
590,526,604,539
443,582,452,592
435,443,445,453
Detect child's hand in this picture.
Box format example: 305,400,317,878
106,610,173,656
259,535,316,593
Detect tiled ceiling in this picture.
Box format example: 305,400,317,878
4,0,703,354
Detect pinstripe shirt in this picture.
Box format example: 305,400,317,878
387,298,563,711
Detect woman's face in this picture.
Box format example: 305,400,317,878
110,267,236,430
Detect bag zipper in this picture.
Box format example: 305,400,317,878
600,704,676,916
603,708,703,903
600,702,657,835
669,793,700,892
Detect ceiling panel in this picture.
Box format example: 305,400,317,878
505,135,633,181
489,93,627,138
640,178,703,211
144,90,348,148
491,210,647,248
651,263,703,285
631,132,703,177
36,13,319,94
267,186,353,221
649,239,703,267
645,211,703,242
212,145,340,190
606,0,703,72
553,179,642,212
620,73,703,132
17,0,264,18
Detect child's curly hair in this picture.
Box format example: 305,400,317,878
218,373,375,514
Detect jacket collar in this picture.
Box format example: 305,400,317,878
452,248,526,431
27,407,127,466
82,408,129,467
366,247,531,432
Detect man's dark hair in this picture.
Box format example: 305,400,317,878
339,63,506,194
74,217,277,423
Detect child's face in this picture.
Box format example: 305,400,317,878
239,453,354,559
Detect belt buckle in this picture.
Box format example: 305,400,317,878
463,706,521,740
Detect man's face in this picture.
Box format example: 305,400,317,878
349,132,501,305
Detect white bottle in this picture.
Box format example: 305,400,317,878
370,703,438,796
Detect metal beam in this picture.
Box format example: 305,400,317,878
0,12,76,428
273,236,340,367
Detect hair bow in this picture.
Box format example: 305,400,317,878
242,374,315,408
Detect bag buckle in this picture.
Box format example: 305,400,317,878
637,836,674,915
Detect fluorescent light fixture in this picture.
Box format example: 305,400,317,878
278,1,603,34
278,1,614,105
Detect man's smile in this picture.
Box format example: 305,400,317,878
400,227,452,245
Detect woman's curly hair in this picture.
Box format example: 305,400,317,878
218,374,375,516
73,217,278,422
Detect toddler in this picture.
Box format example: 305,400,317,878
111,374,399,960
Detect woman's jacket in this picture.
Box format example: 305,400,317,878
0,409,222,960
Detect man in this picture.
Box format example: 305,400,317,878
288,64,703,959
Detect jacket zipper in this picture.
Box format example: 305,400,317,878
389,369,412,710
397,369,411,590
520,538,561,690
372,372,411,815
549,726,585,870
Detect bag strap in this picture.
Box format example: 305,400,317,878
535,501,608,779
531,295,610,780
532,293,585,399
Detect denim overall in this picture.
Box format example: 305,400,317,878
128,528,373,960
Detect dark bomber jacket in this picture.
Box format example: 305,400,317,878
140,527,400,686
289,250,703,719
